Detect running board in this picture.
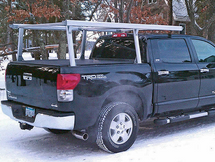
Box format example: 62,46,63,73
154,110,215,125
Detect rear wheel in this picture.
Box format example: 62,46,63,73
44,128,71,134
96,102,139,153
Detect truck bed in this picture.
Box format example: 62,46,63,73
5,59,135,111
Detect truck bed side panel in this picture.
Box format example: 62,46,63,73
6,60,152,130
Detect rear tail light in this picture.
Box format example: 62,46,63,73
57,74,80,102
112,33,127,38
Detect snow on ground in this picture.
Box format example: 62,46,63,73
1,67,215,162
0,70,5,90
1,97,215,162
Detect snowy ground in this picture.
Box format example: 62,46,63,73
0,71,5,90
1,66,215,161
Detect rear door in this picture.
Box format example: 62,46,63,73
191,38,215,107
151,38,200,114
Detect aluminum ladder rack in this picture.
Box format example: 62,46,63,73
10,20,183,66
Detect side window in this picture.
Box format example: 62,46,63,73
192,39,215,62
154,39,191,63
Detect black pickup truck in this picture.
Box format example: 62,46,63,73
2,20,215,153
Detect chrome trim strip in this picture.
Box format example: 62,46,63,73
1,104,75,130
158,70,170,75
200,68,209,73
189,112,208,119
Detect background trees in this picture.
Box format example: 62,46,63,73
1,0,215,61
87,0,167,25
185,0,215,41
2,0,62,60
2,0,85,60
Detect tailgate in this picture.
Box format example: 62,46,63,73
6,61,60,110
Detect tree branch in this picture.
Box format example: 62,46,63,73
203,13,215,31
184,0,202,34
125,0,133,23
89,0,102,21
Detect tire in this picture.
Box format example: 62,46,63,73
96,102,139,153
44,128,71,134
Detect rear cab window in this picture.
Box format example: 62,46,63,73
90,35,147,62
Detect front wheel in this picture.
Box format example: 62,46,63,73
96,102,139,153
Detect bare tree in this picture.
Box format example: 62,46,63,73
3,0,17,61
125,0,133,23
168,0,173,25
185,0,215,38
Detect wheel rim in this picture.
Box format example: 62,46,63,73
109,113,133,145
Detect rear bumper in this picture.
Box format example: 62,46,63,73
1,101,75,130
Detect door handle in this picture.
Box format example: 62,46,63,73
200,68,209,73
158,70,169,75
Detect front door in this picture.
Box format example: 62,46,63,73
191,39,215,107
